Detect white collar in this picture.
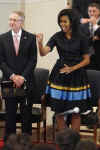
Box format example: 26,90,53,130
12,29,22,37
96,17,100,23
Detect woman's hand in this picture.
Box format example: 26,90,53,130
36,33,51,56
36,33,43,43
59,64,73,74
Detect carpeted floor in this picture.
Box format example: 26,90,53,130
0,124,57,149
0,123,55,149
0,122,54,142
0,122,100,149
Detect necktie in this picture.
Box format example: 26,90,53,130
89,23,94,37
13,34,19,56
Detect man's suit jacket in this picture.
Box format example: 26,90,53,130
72,0,100,18
0,29,37,97
79,21,100,70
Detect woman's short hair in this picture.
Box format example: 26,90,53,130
57,9,80,36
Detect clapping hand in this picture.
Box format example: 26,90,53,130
89,17,97,25
80,18,90,24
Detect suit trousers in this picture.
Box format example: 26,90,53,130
5,97,32,137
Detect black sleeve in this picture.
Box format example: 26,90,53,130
0,36,14,79
94,27,100,38
22,34,37,79
46,34,56,51
80,36,90,55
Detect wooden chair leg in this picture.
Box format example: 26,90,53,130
93,125,97,144
43,119,46,142
42,98,47,143
52,114,56,141
37,122,40,142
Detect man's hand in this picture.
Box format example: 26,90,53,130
89,17,97,25
80,18,90,24
11,74,25,88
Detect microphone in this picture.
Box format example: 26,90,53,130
58,107,80,116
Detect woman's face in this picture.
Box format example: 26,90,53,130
60,15,71,33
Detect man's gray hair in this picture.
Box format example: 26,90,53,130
12,11,25,21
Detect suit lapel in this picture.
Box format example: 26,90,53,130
84,23,90,36
6,30,28,56
7,31,16,55
97,19,100,25
18,30,28,56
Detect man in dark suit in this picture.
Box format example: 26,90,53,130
0,11,37,139
80,3,100,69
79,3,100,124
72,0,100,23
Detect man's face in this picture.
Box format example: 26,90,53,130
9,13,23,33
88,6,100,19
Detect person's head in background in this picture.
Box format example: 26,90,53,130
75,140,98,150
88,3,100,19
1,134,18,150
2,133,33,150
8,11,25,33
33,144,56,150
55,128,80,150
57,9,80,37
16,133,33,150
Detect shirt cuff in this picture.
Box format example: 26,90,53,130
22,76,26,82
10,73,15,80
93,24,99,31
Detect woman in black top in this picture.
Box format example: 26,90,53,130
37,9,92,132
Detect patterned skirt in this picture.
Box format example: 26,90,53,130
46,60,92,113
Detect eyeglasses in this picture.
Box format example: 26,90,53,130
9,18,22,22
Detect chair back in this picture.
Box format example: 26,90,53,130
33,68,49,103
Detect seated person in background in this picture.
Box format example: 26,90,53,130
55,128,80,150
79,2,100,50
79,3,100,121
2,133,33,150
